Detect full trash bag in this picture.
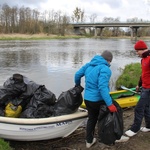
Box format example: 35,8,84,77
0,74,57,118
3,74,27,96
53,85,84,116
0,74,27,108
0,88,13,107
20,85,56,118
98,101,123,145
0,74,41,111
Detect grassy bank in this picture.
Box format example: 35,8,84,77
116,63,141,89
0,33,87,40
0,34,150,40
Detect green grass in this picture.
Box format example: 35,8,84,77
116,63,141,89
0,139,13,150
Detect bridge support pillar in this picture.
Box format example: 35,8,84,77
94,27,97,37
130,27,134,40
74,27,81,35
134,27,139,41
94,27,104,38
130,26,139,41
99,27,104,39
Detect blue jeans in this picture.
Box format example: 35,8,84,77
131,88,150,132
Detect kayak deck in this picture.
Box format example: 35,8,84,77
81,88,140,108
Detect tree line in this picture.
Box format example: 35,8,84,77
0,3,150,37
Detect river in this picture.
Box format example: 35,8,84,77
0,38,149,98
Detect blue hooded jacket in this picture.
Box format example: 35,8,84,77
74,55,113,106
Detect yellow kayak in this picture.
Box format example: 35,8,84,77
80,88,140,108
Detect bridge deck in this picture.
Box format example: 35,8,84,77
72,22,150,28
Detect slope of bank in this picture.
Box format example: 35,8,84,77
0,33,86,40
1,34,150,40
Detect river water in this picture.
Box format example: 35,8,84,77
0,38,149,98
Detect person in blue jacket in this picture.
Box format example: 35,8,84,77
74,50,129,148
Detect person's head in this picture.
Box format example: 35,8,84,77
101,50,113,64
134,40,148,57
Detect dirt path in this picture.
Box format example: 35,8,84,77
9,107,150,150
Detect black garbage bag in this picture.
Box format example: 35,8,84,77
21,76,41,98
98,101,123,145
0,87,14,107
0,107,4,116
2,74,42,111
28,85,56,107
53,85,84,116
3,74,27,96
20,85,56,118
20,104,54,118
0,74,27,108
17,76,42,110
31,105,54,118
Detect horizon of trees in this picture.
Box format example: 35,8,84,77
0,3,150,37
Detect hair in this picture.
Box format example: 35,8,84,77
101,50,113,62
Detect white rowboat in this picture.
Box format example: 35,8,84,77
0,108,87,141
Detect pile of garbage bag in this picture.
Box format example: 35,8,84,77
0,74,84,118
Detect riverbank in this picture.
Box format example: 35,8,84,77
0,33,150,40
0,33,86,40
8,107,150,150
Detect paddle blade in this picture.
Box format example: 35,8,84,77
120,85,137,94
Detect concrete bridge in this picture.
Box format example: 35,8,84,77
71,22,150,40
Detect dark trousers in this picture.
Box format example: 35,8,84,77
131,88,150,132
84,100,104,143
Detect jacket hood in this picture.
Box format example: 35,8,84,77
89,55,110,67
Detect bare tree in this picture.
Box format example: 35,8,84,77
90,13,97,23
0,3,149,37
102,17,121,37
10,6,18,33
72,7,85,23
1,4,12,33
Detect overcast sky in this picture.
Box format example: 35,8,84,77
1,0,150,22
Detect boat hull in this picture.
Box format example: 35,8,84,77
0,109,88,141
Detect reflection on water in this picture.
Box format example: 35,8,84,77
0,38,149,97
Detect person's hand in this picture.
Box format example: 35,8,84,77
108,104,117,112
136,85,140,92
74,85,84,93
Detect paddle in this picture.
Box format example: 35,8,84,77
120,85,139,94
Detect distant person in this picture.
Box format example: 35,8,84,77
125,40,150,137
74,50,129,148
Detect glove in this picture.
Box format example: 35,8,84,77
74,85,84,93
108,104,117,112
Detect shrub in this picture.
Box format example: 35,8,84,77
116,63,141,90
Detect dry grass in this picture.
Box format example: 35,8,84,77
0,34,150,40
0,33,84,40
0,33,57,38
